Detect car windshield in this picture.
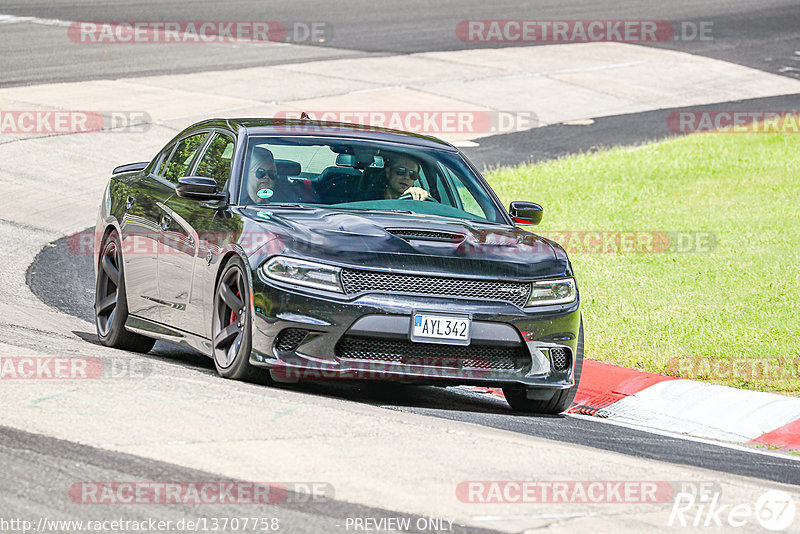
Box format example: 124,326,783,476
238,136,507,223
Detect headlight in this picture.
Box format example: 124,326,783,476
262,256,344,293
526,278,577,307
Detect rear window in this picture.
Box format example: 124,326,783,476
195,132,235,189
162,133,208,184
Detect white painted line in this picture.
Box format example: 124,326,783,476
599,380,800,443
0,13,296,50
0,14,70,27
157,103,266,122
567,413,800,462
470,512,598,521
417,60,652,88
464,385,800,459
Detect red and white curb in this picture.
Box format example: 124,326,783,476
473,361,800,453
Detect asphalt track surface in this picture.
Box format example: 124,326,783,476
0,0,799,85
464,93,800,168
0,425,498,534
27,234,800,487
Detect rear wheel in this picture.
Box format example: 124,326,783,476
503,321,584,414
95,230,156,353
212,257,260,381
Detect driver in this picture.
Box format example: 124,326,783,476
382,154,429,201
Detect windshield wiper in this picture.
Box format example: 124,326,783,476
351,208,415,214
263,203,314,209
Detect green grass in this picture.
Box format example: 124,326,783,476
484,131,800,393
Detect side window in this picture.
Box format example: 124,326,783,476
195,133,235,189
438,162,488,219
153,143,176,177
455,183,486,218
163,133,208,184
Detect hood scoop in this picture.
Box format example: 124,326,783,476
386,228,466,243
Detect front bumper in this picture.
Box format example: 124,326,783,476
248,276,581,389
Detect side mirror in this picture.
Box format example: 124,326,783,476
176,176,226,202
509,201,543,225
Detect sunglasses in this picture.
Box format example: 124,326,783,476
255,167,278,180
391,166,419,179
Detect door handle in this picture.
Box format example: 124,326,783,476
160,215,172,230
126,196,135,210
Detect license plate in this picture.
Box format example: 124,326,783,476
410,313,471,346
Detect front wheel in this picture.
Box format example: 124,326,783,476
212,257,260,381
94,230,156,353
503,320,584,414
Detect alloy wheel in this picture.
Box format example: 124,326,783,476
95,239,121,337
213,264,248,369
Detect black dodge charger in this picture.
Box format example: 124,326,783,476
94,118,583,413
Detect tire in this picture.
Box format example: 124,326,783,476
211,257,260,381
503,320,584,414
95,230,156,353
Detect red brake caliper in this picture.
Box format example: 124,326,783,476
229,291,241,325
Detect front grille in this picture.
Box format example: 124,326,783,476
387,229,464,241
336,336,529,372
274,328,309,352
549,347,569,371
340,269,531,307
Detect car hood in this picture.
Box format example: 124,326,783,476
238,207,571,279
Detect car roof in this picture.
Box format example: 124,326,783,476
190,118,459,152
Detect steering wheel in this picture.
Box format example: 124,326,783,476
397,193,439,203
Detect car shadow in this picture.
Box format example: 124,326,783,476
269,379,523,416
281,380,565,418
73,330,215,371
73,330,558,417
